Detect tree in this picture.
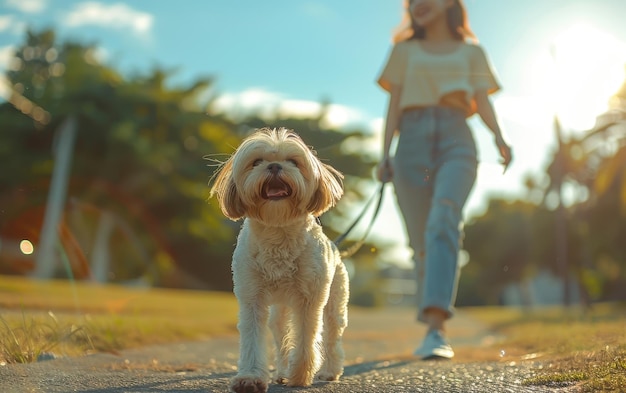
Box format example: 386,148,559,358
500,69,626,304
0,29,240,289
0,29,379,294
459,199,534,306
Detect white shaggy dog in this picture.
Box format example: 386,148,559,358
210,128,350,393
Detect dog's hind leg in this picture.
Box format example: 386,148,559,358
269,304,292,384
316,262,349,381
286,297,326,386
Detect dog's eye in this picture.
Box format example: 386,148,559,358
287,159,298,167
252,159,263,167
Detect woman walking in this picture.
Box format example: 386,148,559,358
376,0,512,359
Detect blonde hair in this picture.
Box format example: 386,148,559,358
392,0,477,43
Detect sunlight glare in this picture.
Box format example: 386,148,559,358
546,24,626,130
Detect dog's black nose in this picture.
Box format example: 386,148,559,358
267,163,282,174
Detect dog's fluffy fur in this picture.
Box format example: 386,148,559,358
210,128,349,393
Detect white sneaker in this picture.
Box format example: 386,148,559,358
413,330,454,360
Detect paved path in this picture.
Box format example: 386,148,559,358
0,307,576,392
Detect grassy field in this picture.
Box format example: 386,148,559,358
1,275,624,391
466,303,626,392
0,275,238,361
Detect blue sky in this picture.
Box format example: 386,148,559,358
2,0,626,253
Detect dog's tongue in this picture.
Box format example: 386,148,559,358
265,177,290,198
267,187,289,198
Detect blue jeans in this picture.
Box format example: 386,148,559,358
392,106,477,322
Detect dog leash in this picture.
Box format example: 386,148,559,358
333,181,387,258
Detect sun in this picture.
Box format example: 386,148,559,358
531,23,626,131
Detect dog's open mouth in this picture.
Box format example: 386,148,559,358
262,177,292,200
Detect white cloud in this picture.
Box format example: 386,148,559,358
0,15,12,32
211,87,376,133
5,0,47,13
211,88,283,119
0,45,14,69
0,15,26,35
320,103,371,131
369,117,384,135
64,2,153,37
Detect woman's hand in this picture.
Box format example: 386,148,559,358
475,90,512,173
377,158,394,183
495,136,512,173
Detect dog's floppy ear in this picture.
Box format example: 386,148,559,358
307,160,344,217
210,158,246,221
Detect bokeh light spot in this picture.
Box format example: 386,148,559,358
20,240,34,255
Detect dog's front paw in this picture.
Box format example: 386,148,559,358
273,375,287,385
230,375,268,393
315,370,342,382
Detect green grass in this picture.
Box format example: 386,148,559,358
466,304,626,392
0,275,238,363
520,346,626,392
0,310,88,363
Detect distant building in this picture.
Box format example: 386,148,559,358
501,269,581,306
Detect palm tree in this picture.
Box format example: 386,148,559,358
540,70,626,305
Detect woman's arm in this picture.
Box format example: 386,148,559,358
377,84,402,182
475,90,512,172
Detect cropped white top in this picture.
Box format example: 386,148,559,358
377,41,500,117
